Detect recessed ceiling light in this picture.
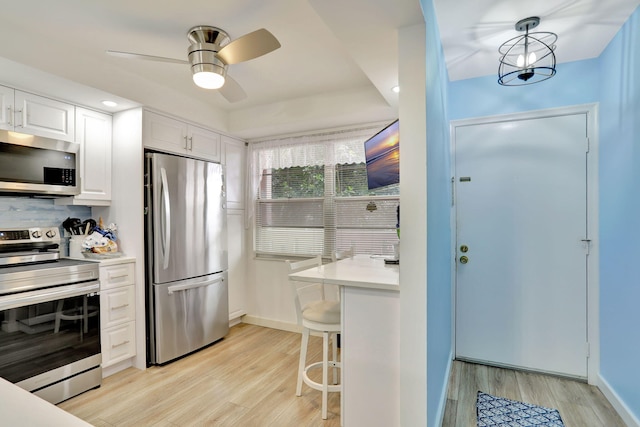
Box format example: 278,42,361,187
391,86,400,93
101,100,118,107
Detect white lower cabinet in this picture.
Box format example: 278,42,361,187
101,322,136,367
99,258,136,376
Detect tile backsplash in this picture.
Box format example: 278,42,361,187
0,196,91,230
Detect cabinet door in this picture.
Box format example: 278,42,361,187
0,85,13,130
227,210,246,319
74,108,112,203
102,322,136,367
222,136,246,209
100,262,135,290
100,286,135,328
143,110,188,155
189,124,221,162
15,91,75,141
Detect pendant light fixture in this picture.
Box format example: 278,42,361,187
498,17,557,86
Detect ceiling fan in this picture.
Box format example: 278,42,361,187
107,25,281,103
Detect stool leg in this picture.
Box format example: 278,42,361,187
332,332,338,385
296,327,310,397
54,300,64,333
322,330,329,420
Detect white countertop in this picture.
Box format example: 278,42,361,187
65,254,136,265
0,378,92,427
289,255,399,291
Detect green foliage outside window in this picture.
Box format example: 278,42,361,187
270,163,398,199
271,165,324,198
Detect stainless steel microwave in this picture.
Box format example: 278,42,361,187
0,129,79,196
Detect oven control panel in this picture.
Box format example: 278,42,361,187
0,227,61,244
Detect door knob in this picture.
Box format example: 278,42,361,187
459,256,469,264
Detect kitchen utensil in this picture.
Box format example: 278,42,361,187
62,217,81,234
81,219,97,235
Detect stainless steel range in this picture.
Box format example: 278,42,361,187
0,226,101,404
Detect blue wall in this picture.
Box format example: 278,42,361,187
446,5,640,422
448,58,599,120
422,0,453,426
598,7,640,420
0,196,90,253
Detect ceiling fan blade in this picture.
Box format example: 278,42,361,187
217,28,281,65
106,50,188,64
219,75,247,103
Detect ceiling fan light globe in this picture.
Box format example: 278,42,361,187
193,71,225,89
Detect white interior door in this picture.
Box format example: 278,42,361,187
454,113,589,378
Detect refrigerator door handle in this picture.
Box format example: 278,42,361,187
167,277,224,295
160,167,171,270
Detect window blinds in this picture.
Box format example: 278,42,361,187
250,123,399,259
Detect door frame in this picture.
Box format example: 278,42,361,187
449,103,599,384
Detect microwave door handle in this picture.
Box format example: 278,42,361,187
160,167,171,270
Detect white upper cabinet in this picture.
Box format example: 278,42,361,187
222,135,246,210
0,85,75,142
0,85,13,129
143,111,221,162
57,108,112,206
189,124,221,162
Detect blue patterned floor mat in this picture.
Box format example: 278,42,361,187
476,391,565,426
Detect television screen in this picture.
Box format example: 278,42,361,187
364,119,399,189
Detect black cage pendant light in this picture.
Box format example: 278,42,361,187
498,17,557,86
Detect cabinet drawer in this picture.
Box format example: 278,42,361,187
102,321,136,367
100,286,135,328
100,262,134,290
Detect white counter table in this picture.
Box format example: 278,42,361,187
290,255,400,427
0,377,92,427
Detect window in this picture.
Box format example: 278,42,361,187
249,124,399,259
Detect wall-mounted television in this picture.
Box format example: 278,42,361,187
364,119,399,190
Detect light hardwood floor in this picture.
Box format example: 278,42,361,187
59,324,340,426
60,324,626,427
442,360,626,427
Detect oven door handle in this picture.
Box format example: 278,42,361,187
0,282,100,311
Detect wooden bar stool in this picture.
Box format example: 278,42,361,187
287,256,341,420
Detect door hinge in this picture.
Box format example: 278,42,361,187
581,239,591,255
586,137,590,153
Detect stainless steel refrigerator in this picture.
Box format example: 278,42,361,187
144,152,229,365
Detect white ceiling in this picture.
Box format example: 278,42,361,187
434,0,640,81
0,1,637,139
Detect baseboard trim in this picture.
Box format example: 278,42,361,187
435,353,454,427
229,310,246,327
242,315,301,333
597,374,640,427
102,358,134,378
